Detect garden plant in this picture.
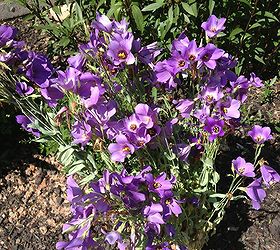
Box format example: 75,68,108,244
0,5,279,250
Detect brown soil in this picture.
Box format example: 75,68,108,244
0,154,70,250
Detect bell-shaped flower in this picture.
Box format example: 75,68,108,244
201,15,226,38
248,125,272,144
232,157,255,177
260,165,280,187
246,178,266,210
204,117,225,141
108,134,135,162
107,33,135,65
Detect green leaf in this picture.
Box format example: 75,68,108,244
264,11,279,22
238,0,252,8
168,6,173,23
254,55,265,65
131,5,144,33
59,36,70,47
229,27,243,38
68,160,86,175
182,2,197,17
58,145,75,165
248,22,261,30
152,87,158,102
107,2,122,17
208,0,215,15
199,169,209,186
209,193,226,198
142,1,164,12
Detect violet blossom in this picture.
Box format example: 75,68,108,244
107,33,135,65
108,134,135,162
204,117,225,141
71,120,92,147
248,125,272,144
15,81,34,96
232,157,255,177
246,178,266,210
260,165,280,187
201,15,226,38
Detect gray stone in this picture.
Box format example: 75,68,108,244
0,2,29,20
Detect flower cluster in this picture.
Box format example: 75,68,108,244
108,104,160,162
1,13,279,250
57,168,185,249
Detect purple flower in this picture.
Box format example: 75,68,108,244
86,100,117,129
107,33,135,65
232,157,255,177
67,53,86,70
77,73,104,108
218,98,240,119
108,134,135,162
105,231,121,245
249,73,263,88
16,115,40,137
15,82,34,96
175,99,194,118
66,176,83,203
92,13,113,32
184,40,203,63
144,203,165,234
248,125,272,144
246,178,266,210
40,84,64,107
260,165,280,187
0,25,17,47
198,43,224,69
57,67,81,92
25,53,53,88
201,86,224,104
201,15,226,38
138,42,161,65
193,105,210,123
71,121,92,147
204,117,225,141
130,127,151,149
134,103,158,129
146,173,174,197
173,144,191,162
154,60,179,89
124,114,142,133
161,191,182,218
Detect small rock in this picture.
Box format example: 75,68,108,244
39,226,48,235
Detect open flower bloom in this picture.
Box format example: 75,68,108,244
246,178,266,210
204,117,225,141
249,72,263,88
248,125,272,144
232,157,255,177
108,134,135,162
107,33,135,65
218,98,240,119
161,191,183,218
201,15,226,38
260,165,280,187
146,173,174,197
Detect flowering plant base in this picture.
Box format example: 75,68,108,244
0,12,279,250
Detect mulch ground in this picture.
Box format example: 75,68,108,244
0,154,70,250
